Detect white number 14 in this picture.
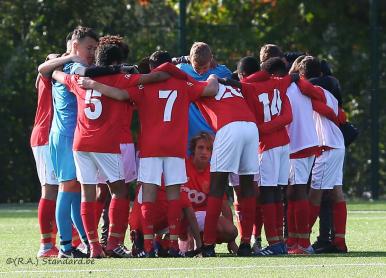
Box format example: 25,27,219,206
258,89,282,122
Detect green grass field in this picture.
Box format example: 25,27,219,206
0,201,385,277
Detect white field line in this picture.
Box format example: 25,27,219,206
1,263,385,274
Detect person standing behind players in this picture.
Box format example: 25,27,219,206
176,42,232,141
38,26,99,258
299,57,348,253
77,51,219,256
32,54,60,258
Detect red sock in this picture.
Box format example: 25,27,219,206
295,200,311,248
233,202,242,233
80,202,99,246
253,204,263,239
332,201,347,248
286,201,297,247
309,202,320,232
275,202,284,240
262,203,280,245
95,201,105,227
38,198,56,247
168,199,182,249
239,196,256,244
51,219,57,246
107,198,129,250
141,202,155,252
72,225,81,247
203,196,222,245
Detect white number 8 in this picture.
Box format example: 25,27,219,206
84,89,102,120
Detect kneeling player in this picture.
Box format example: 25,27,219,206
181,132,238,253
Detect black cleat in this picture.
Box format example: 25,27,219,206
105,244,132,258
201,244,216,257
237,243,253,257
136,248,156,258
58,247,89,258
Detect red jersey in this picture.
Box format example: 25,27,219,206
120,102,134,144
30,75,54,147
124,77,206,158
181,158,211,211
241,76,293,152
196,84,256,131
63,73,140,153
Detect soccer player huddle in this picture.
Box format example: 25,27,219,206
31,25,349,259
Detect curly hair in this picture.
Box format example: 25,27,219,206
99,35,129,60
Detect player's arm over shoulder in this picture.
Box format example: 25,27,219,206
200,74,219,97
77,77,130,101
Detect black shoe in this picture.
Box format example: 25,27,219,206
185,248,202,258
237,243,253,257
136,248,156,258
154,241,169,257
105,244,132,258
168,248,185,258
312,240,333,254
58,247,89,258
328,244,348,254
130,230,144,257
201,244,216,257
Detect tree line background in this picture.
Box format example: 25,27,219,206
0,0,385,202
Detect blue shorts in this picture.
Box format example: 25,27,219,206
49,132,76,182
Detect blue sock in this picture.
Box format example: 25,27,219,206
56,191,73,252
70,192,87,243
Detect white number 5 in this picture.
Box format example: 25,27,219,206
159,90,177,122
84,89,102,120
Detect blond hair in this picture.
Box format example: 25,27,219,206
189,42,212,66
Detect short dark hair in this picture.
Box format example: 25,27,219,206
137,56,151,74
99,35,129,60
95,44,122,66
299,56,321,79
72,26,99,42
259,44,284,64
261,57,287,77
149,50,172,69
237,56,260,77
189,132,214,155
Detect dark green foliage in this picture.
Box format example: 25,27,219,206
0,0,384,202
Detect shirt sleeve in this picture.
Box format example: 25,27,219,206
187,80,208,101
114,74,141,89
297,79,326,102
63,74,79,95
312,99,338,125
240,82,255,100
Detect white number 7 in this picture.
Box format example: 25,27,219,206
159,90,177,122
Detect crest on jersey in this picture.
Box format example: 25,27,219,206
187,82,194,87
138,84,144,90
124,74,132,79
